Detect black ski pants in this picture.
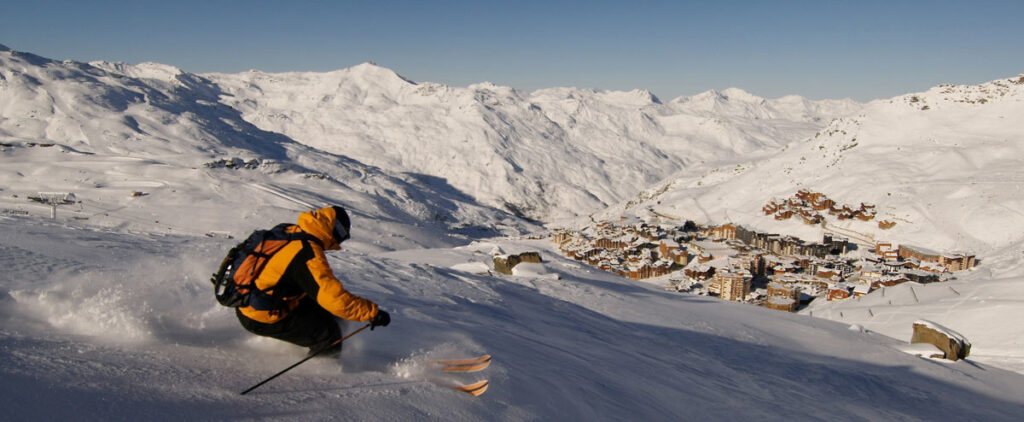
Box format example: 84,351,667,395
236,297,341,351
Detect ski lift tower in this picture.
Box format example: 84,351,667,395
28,192,77,219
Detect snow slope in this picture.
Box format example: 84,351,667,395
4,216,1024,420
803,267,1024,373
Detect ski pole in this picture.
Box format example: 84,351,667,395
240,323,371,395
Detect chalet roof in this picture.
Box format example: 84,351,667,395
660,239,684,249
690,240,739,257
774,273,830,285
717,268,751,278
627,259,655,270
690,263,714,272
763,255,798,265
905,268,938,277
860,264,883,274
943,252,975,259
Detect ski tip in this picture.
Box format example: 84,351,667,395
452,379,489,397
431,354,492,366
441,359,492,373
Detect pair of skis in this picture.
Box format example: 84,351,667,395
238,324,492,397
430,354,492,397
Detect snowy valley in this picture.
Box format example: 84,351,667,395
2,44,1024,420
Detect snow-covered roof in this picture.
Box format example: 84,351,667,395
769,296,796,305
853,283,872,294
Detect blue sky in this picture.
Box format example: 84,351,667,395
3,0,1023,101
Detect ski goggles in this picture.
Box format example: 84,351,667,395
333,218,350,243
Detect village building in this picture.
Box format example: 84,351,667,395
706,224,737,240
859,264,883,283
875,242,899,261
852,283,873,298
815,268,842,282
877,274,910,287
905,270,942,284
827,285,851,301
658,240,689,265
765,281,800,312
735,226,845,259
552,229,577,246
685,265,715,281
689,240,740,260
898,244,976,272
772,273,830,297
713,269,751,302
764,295,798,312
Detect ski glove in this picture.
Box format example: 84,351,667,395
370,310,390,330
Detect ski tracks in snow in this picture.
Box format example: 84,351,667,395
245,182,317,209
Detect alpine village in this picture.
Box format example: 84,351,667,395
551,189,977,313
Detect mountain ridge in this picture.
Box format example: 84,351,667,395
206,62,858,220
0,48,534,245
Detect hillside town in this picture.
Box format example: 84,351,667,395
552,211,976,312
763,188,898,229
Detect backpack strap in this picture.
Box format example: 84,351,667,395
210,245,240,287
270,223,324,249
244,224,325,311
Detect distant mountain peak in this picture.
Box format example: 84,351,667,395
719,87,764,103
347,61,415,85
629,88,662,104
0,43,10,52
676,89,730,104
349,61,386,73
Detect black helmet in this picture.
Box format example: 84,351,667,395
331,206,351,243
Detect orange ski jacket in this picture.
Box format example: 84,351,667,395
237,207,379,324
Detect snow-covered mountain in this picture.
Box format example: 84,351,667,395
2,46,857,226
2,46,1024,419
610,73,1024,258
605,74,1024,373
0,48,533,247
208,64,859,220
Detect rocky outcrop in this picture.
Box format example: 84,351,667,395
911,320,971,361
493,252,543,275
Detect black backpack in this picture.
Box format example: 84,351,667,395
210,223,319,309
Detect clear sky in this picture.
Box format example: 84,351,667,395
3,0,1023,101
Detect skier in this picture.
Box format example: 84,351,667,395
234,205,390,357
